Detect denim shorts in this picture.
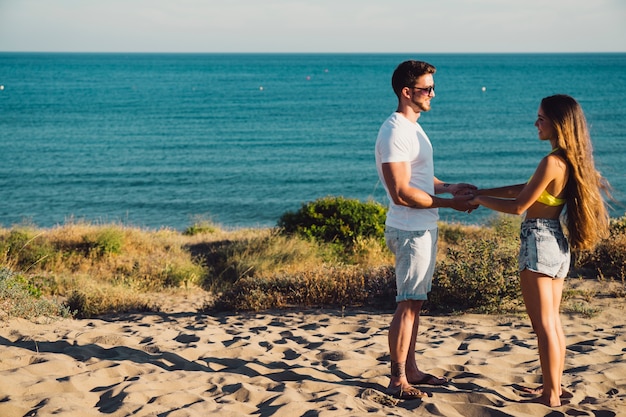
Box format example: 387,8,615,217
384,226,438,302
519,218,570,278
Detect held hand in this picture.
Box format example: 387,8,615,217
451,183,478,197
451,193,479,213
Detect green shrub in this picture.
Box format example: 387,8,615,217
430,236,521,313
577,215,626,280
563,301,601,318
0,267,70,320
84,227,125,256
487,214,521,239
0,228,55,270
277,196,387,252
183,218,218,236
609,214,626,234
159,263,204,288
438,223,468,245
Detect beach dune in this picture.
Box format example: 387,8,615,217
0,288,624,417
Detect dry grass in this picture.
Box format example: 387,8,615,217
1,214,624,319
0,220,339,318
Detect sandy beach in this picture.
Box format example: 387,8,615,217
1,282,624,417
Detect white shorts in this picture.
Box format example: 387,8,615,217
385,226,438,302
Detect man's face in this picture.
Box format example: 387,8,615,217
409,73,435,112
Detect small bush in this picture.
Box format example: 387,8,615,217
158,263,204,288
0,228,55,270
609,214,626,234
84,227,125,256
438,223,468,245
277,196,387,253
198,231,325,292
563,301,601,318
65,287,156,319
487,214,522,239
183,217,218,236
0,267,70,320
430,235,520,313
576,214,626,280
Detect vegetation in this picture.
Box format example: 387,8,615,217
0,267,70,320
576,216,626,280
0,199,624,320
430,218,521,313
278,196,387,258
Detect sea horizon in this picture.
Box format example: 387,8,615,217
1,52,624,231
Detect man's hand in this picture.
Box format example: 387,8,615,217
450,193,479,213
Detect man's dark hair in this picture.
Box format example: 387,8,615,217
391,60,436,98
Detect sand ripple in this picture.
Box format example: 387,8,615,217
1,298,625,416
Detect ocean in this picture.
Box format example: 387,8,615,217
1,53,625,231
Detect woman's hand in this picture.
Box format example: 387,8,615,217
450,183,477,196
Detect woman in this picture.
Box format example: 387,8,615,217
470,94,611,407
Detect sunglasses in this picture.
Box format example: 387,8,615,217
411,85,435,95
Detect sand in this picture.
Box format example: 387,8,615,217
1,283,625,417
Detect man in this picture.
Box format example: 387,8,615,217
375,60,476,399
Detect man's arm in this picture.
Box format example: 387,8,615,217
382,162,476,212
434,177,477,196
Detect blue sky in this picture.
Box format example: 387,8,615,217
1,0,624,53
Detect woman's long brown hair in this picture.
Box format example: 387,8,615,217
541,94,611,251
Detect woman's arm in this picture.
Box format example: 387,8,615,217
475,184,526,198
471,156,563,215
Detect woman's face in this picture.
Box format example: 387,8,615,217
535,106,557,141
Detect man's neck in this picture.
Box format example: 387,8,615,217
396,106,421,123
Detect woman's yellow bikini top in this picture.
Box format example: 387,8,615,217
529,148,567,207
536,189,566,207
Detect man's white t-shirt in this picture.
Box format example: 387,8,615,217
375,112,438,231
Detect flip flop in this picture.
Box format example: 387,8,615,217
386,386,427,400
410,373,449,386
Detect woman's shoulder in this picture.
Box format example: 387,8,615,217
532,154,568,182
542,152,568,170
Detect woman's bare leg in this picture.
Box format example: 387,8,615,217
520,269,563,407
551,278,566,391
